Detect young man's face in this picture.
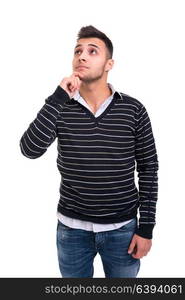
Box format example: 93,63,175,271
72,37,114,83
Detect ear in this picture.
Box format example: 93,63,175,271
105,59,114,72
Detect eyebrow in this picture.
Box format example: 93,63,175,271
75,43,100,49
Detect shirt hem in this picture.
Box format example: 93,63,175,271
57,206,138,224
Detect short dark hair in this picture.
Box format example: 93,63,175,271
77,25,113,59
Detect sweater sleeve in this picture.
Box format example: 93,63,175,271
134,104,159,239
19,86,70,159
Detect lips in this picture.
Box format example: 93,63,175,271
76,65,89,69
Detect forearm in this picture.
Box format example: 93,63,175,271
136,157,159,239
19,86,69,159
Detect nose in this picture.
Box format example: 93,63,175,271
79,57,86,62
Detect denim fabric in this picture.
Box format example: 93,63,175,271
56,217,140,278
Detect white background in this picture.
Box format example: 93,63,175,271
0,0,185,277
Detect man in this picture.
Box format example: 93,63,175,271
20,25,159,278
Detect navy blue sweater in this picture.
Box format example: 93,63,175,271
20,86,159,239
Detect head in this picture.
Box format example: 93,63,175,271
72,25,114,83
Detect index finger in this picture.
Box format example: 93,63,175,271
72,71,81,77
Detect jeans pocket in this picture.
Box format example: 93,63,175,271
116,218,137,232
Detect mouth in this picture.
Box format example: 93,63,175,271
76,66,89,70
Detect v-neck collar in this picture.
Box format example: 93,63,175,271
70,83,122,125
72,91,122,125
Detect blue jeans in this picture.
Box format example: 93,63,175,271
56,217,140,278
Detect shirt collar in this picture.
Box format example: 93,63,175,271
72,83,122,101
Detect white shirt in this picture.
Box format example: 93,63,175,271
57,83,133,232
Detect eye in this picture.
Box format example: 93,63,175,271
74,50,81,55
90,49,97,54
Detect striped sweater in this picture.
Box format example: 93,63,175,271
20,85,159,239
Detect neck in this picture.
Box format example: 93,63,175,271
79,80,112,110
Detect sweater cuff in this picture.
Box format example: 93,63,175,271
46,85,70,105
135,224,155,239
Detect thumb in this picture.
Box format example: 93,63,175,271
128,236,136,254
